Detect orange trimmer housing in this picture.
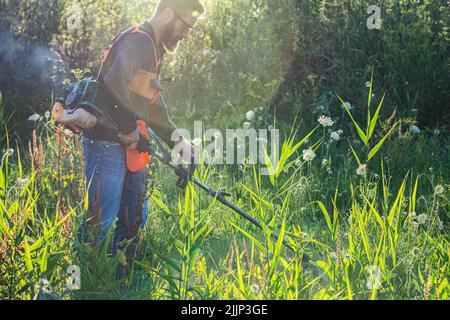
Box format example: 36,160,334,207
126,120,149,172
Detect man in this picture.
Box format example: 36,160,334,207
79,0,205,260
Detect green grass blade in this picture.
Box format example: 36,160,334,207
368,121,398,161
230,222,266,253
349,143,362,166
368,68,374,112
337,95,368,145
23,237,34,272
269,218,286,279
314,201,333,234
368,92,386,140
361,193,385,231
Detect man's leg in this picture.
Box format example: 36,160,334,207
113,166,149,255
79,136,128,244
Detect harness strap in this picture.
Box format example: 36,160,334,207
132,26,161,68
97,25,161,81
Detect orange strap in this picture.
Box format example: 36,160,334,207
132,26,161,68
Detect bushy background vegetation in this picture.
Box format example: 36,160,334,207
0,0,449,300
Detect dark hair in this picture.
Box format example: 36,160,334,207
155,0,205,17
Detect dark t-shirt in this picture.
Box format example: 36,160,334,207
84,23,177,148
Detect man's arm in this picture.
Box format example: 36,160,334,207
102,35,152,135
103,33,185,152
147,95,179,148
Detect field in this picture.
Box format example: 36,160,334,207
0,0,449,300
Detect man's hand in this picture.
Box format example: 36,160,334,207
173,138,195,165
172,138,196,189
118,126,140,149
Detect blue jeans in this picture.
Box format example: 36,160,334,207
80,136,149,252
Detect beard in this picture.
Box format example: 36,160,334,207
161,17,183,54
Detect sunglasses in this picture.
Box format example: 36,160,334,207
174,11,195,32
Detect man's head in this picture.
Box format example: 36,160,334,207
152,0,205,54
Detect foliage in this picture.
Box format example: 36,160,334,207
0,0,449,300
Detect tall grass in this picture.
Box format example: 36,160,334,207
1,0,449,300
3,81,448,299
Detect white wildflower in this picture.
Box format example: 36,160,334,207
318,115,334,127
434,185,444,195
356,164,368,176
410,125,421,135
295,159,302,167
250,284,260,296
302,148,316,162
330,131,341,141
366,81,371,88
315,105,325,112
329,252,338,261
417,214,428,225
408,212,417,222
322,159,328,167
6,148,14,157
45,111,51,120
246,110,255,121
433,129,440,136
243,122,252,130
17,178,29,188
28,113,41,122
342,102,353,111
